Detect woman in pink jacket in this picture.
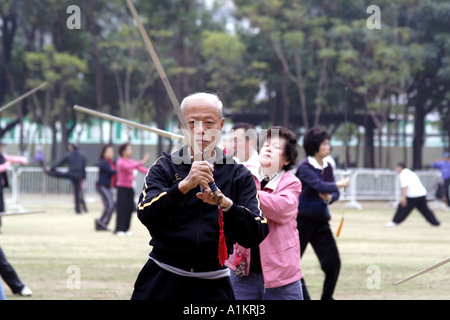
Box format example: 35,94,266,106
115,143,149,236
226,127,303,300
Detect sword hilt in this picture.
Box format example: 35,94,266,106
209,181,223,206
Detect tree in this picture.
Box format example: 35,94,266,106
25,45,87,159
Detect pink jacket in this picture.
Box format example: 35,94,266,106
226,168,303,288
116,157,148,188
0,155,28,172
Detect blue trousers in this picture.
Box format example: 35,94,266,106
0,280,5,300
230,271,303,300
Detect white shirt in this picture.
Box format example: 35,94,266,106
399,168,427,198
307,156,329,171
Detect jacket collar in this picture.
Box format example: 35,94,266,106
247,165,285,191
307,156,328,171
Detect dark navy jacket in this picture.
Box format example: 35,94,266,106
295,158,340,222
96,159,116,187
51,149,86,179
137,145,269,272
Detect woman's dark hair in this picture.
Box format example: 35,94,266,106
303,127,331,157
99,144,113,160
264,126,298,171
118,143,130,157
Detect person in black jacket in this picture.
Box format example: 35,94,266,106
45,144,87,214
131,92,269,300
95,145,117,231
295,127,349,300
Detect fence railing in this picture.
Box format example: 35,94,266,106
3,166,443,210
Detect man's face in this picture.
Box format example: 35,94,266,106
183,98,224,154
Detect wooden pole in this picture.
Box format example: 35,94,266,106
0,210,46,217
73,105,184,141
0,82,48,113
394,257,450,286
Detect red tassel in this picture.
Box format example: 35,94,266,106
217,206,228,266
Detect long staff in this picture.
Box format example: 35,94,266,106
0,82,48,113
0,210,46,217
124,0,200,160
336,87,349,238
394,257,450,286
125,0,226,264
73,105,184,141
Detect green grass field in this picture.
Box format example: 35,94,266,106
1,200,449,300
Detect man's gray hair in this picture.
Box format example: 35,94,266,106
180,92,224,119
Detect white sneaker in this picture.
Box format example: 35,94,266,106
385,221,397,227
18,286,33,297
115,231,126,236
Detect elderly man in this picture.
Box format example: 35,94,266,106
131,92,269,300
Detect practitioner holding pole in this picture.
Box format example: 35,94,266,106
131,92,269,300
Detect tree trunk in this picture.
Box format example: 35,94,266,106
363,101,375,168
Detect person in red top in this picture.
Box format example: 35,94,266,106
114,143,149,236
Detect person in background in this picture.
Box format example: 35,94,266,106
95,145,117,231
45,144,87,214
115,143,149,236
230,122,260,167
227,126,303,300
0,246,32,297
30,145,46,167
387,162,441,227
0,142,28,232
432,152,450,208
295,127,350,300
0,143,32,297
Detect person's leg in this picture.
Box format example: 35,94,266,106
392,200,415,224
310,222,340,300
100,187,115,226
123,188,135,232
115,187,133,233
95,185,111,230
229,271,263,300
72,178,82,214
444,179,450,207
0,279,5,300
415,196,440,226
0,246,25,294
297,216,316,300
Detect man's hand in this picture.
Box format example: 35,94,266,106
319,193,332,203
400,197,407,207
178,161,214,194
196,187,232,207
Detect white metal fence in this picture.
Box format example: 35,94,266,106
3,166,443,210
